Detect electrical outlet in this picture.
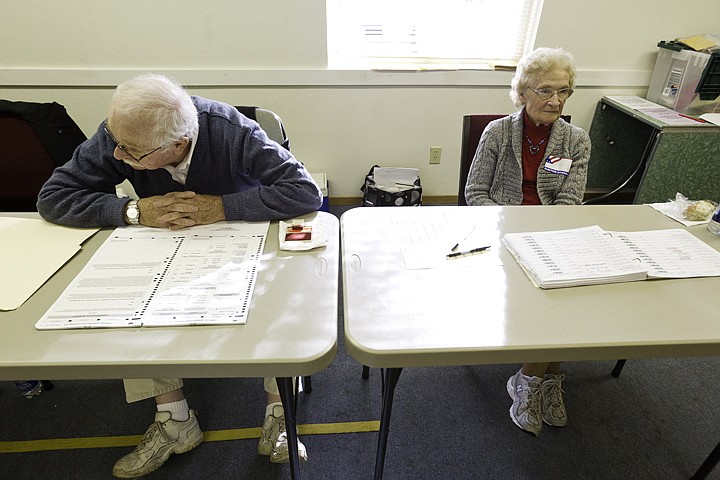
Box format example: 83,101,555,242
429,146,442,164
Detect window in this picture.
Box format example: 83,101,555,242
327,0,544,70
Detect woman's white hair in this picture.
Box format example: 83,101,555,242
509,47,577,108
109,73,199,147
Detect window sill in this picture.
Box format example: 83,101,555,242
0,68,652,88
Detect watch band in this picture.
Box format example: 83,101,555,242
126,200,140,225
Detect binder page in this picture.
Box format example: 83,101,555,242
610,229,720,278
36,221,268,330
502,225,647,288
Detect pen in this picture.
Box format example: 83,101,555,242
451,225,477,252
446,246,490,258
678,113,708,123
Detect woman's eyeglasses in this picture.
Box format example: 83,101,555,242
528,87,574,101
103,122,170,164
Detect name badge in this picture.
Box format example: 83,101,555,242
543,155,572,176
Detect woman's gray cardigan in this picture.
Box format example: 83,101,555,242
464,110,591,206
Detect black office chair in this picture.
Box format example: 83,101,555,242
0,100,86,211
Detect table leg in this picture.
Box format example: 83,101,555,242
277,377,301,480
301,375,312,394
611,359,626,378
690,440,720,480
374,367,403,480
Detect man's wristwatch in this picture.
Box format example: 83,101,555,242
125,200,140,225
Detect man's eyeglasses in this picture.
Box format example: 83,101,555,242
103,122,170,164
528,87,574,101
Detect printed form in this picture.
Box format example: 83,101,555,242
391,209,502,269
36,221,269,330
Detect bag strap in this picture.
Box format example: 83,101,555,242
360,164,381,192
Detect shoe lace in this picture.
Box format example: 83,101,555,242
136,423,161,451
276,416,288,442
525,382,542,416
544,374,565,407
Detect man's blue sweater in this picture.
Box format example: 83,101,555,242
37,97,322,227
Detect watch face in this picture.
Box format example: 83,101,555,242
127,202,139,223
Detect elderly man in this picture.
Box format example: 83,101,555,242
38,73,322,478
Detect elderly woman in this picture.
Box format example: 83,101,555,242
465,47,591,436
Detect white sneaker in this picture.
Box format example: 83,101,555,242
507,370,543,436
258,404,308,463
542,373,567,427
112,410,203,478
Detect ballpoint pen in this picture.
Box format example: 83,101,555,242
451,225,477,251
678,113,708,123
446,246,490,258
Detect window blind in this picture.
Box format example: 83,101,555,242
327,0,544,69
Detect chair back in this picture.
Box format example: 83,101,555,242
458,115,507,205
458,114,571,206
235,106,290,151
0,101,86,211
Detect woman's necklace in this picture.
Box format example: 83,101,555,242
525,131,550,155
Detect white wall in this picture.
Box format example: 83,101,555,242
2,0,718,201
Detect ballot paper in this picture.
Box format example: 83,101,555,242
605,96,711,126
391,209,502,270
36,221,269,330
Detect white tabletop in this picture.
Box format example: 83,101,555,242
0,211,339,380
342,205,720,368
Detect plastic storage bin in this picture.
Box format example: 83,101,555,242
646,44,720,115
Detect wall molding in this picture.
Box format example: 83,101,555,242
0,69,652,88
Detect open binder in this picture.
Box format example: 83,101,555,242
502,225,720,289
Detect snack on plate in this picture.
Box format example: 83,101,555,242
683,200,716,221
285,223,312,241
